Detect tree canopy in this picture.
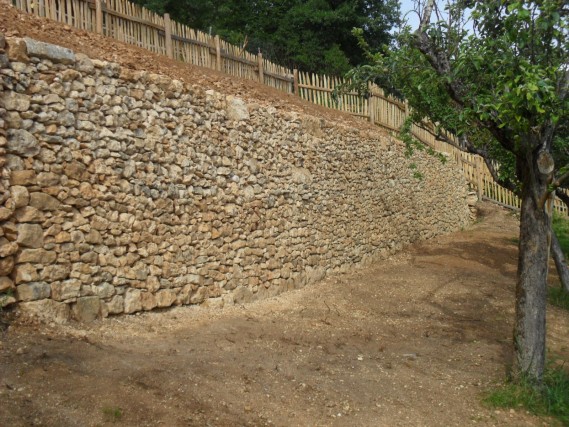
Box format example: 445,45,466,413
130,0,400,75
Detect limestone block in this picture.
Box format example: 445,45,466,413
24,38,75,64
0,92,30,112
106,295,124,314
226,96,249,122
10,170,36,186
41,264,71,281
0,276,15,292
17,248,57,264
14,206,43,223
11,186,29,208
93,283,115,299
13,263,38,284
140,291,157,311
0,207,12,221
6,37,28,62
29,192,61,211
0,239,18,257
16,281,50,301
16,223,44,248
51,279,81,301
232,286,254,304
124,288,142,313
7,129,40,157
0,256,14,276
156,289,177,308
1,295,16,308
19,299,70,324
189,286,209,304
72,296,100,322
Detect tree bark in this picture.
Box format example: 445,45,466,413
551,232,569,292
512,160,551,384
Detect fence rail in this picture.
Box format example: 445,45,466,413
11,0,569,216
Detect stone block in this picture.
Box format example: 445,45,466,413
0,276,14,293
72,296,100,322
140,291,157,311
14,206,43,223
106,295,124,314
41,264,71,281
24,38,75,64
11,186,29,208
17,248,57,264
16,223,44,248
7,37,28,62
16,281,50,301
29,192,61,211
0,239,18,257
13,263,38,284
51,279,81,301
226,96,249,121
19,299,70,324
10,170,36,186
156,289,177,308
7,129,40,157
0,92,30,112
124,288,142,313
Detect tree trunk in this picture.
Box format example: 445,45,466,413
551,232,569,292
512,162,552,384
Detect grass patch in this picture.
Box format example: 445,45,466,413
484,365,569,426
102,406,123,423
549,287,569,311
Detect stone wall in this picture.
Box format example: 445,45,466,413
0,35,471,322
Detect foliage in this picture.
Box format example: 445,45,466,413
130,0,400,75
484,364,569,426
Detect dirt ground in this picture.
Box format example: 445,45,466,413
1,203,568,427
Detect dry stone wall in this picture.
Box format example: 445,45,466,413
0,35,471,322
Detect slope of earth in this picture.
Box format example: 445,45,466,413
1,203,568,427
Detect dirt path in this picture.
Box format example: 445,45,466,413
1,203,568,427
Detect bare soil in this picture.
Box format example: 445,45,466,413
1,203,568,427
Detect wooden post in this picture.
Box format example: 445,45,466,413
476,156,484,200
164,13,173,59
95,0,103,35
215,35,221,71
368,83,375,125
293,69,299,96
257,52,264,84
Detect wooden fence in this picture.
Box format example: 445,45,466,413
11,0,569,216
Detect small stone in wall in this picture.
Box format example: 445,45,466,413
6,37,28,62
11,186,29,208
6,129,40,157
0,92,30,112
226,96,249,122
0,239,18,257
0,276,14,293
29,192,61,211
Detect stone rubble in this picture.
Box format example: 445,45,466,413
0,34,471,322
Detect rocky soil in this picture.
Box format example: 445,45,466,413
1,203,568,427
